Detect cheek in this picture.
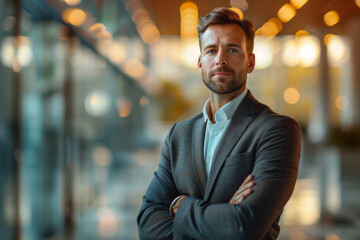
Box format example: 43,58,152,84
201,58,216,70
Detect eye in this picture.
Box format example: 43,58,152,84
207,49,216,54
229,48,238,53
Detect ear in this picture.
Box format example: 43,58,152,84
247,53,255,73
197,55,202,73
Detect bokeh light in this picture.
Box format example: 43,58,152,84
256,18,283,37
281,38,300,67
281,36,320,67
327,35,349,65
62,8,87,26
335,95,348,110
295,30,309,37
324,11,340,27
229,7,244,19
298,36,320,67
124,59,146,78
64,0,81,5
356,0,360,8
84,90,110,117
117,97,132,118
284,87,300,104
180,1,198,39
139,96,149,106
98,208,118,238
290,0,309,9
253,36,273,69
92,145,113,166
1,36,33,70
278,3,296,23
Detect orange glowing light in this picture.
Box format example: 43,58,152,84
62,8,86,26
324,11,340,27
284,88,300,104
277,4,296,23
229,7,244,19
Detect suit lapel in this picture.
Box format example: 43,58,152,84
192,117,207,197
204,92,259,200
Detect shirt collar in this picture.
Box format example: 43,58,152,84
203,89,248,122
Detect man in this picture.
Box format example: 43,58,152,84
137,7,301,240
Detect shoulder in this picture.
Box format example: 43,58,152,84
166,113,203,139
247,95,301,136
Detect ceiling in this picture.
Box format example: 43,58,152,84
142,0,360,36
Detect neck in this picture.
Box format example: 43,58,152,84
208,88,246,120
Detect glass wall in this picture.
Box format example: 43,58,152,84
0,0,152,239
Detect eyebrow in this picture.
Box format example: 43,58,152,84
226,43,242,48
203,44,217,50
203,43,242,50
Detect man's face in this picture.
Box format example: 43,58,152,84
198,24,255,95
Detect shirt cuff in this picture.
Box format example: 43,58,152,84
169,195,186,217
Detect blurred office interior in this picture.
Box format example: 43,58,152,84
1,0,360,239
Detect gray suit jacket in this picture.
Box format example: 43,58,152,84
137,91,302,240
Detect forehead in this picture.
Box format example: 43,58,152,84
200,24,246,48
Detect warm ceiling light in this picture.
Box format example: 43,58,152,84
295,29,309,37
64,0,81,5
277,4,296,23
298,36,320,67
281,36,320,67
62,8,86,26
356,0,360,8
180,1,198,13
324,11,340,27
256,18,283,37
181,7,198,17
180,1,198,39
229,7,244,19
323,33,334,46
290,0,309,9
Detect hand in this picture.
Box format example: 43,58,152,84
171,195,187,216
229,174,254,205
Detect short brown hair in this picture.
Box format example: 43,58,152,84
197,7,255,56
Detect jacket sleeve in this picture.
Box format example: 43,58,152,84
172,117,302,240
137,124,178,240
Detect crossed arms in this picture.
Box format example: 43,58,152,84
137,117,301,240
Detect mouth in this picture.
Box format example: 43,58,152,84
210,67,233,78
213,72,232,76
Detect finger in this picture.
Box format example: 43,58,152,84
231,181,254,201
241,174,254,186
234,187,252,198
237,180,255,194
230,181,254,203
233,188,253,204
229,185,253,204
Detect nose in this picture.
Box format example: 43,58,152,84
215,50,227,66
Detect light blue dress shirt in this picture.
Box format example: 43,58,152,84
202,89,248,177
